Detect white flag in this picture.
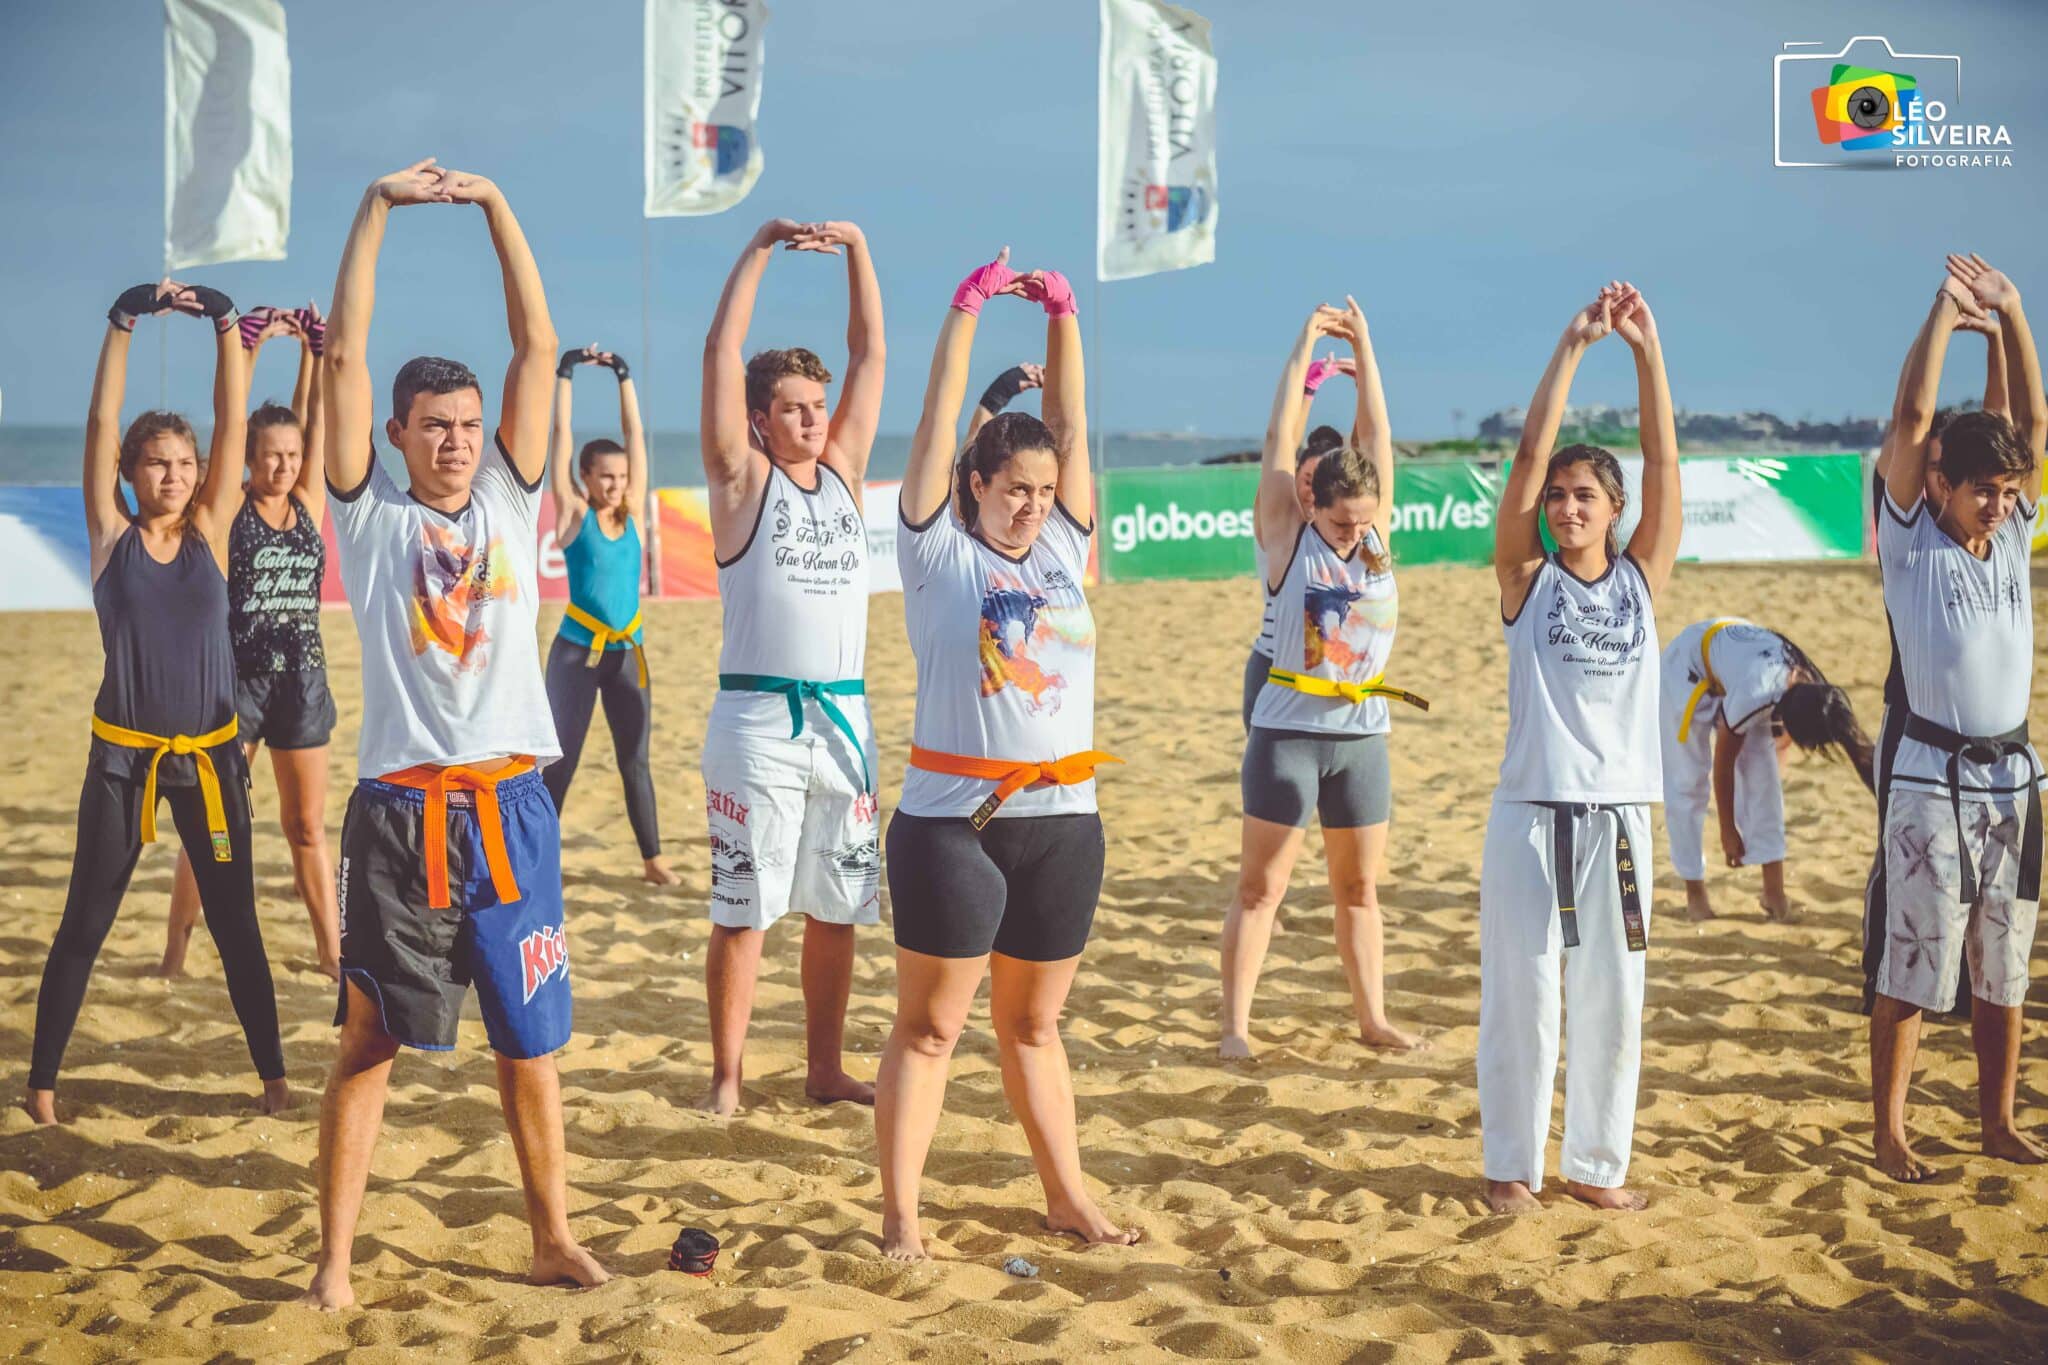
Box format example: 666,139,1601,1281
164,0,290,270
645,0,769,217
1097,0,1218,282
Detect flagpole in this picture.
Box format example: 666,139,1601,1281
641,214,656,593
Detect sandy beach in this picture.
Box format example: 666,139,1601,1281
3,560,2047,1362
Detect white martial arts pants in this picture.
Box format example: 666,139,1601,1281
1478,797,1652,1191
1660,719,1785,882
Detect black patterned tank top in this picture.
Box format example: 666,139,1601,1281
229,494,327,673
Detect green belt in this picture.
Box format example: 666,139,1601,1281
718,674,872,792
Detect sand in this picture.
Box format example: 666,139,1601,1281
3,561,2047,1363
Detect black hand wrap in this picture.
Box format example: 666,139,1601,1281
108,283,166,332
978,365,1033,415
605,353,631,381
186,285,239,333
557,348,584,379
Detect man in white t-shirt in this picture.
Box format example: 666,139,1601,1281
292,161,606,1309
1867,255,2045,1184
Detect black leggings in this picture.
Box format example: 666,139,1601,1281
31,762,285,1090
543,634,661,859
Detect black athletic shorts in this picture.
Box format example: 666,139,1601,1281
886,811,1105,961
235,668,337,750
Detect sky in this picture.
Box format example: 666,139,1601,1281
2,0,2045,441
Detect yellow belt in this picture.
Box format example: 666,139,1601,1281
1675,620,1735,743
564,602,648,688
1268,668,1430,712
91,714,239,861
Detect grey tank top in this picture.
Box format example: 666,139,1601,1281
90,525,238,787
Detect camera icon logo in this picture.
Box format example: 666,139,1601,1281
1772,35,1962,168
1810,64,1920,149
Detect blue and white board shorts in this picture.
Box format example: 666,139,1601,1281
335,768,572,1058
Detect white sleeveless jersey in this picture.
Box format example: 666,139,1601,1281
711,460,870,736
1658,617,1792,740
1496,553,1661,804
1251,537,1276,654
1251,523,1398,736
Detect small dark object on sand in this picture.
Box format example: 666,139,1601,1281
670,1227,720,1276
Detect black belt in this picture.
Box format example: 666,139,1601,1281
1900,713,2041,905
1536,802,1647,953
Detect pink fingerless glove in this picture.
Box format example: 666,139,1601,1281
296,307,326,357
237,307,276,350
1024,270,1077,319
1302,358,1338,395
951,255,1019,316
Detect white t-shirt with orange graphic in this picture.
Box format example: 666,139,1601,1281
330,439,561,777
896,500,1098,820
1250,523,1399,736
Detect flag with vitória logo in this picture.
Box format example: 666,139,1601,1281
1098,0,1218,281
645,0,769,217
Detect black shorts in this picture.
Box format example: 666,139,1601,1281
235,668,337,750
886,811,1105,961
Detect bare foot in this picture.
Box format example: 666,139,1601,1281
23,1088,57,1126
529,1240,609,1288
641,856,680,887
1875,1131,1936,1182
1046,1196,1141,1246
1983,1124,2048,1164
697,1075,742,1116
805,1071,875,1106
1359,1022,1431,1053
1218,1034,1254,1060
1683,884,1716,922
1759,896,1801,925
880,1213,928,1262
293,1265,355,1311
261,1077,293,1115
155,954,189,979
1485,1180,1541,1214
1561,1179,1648,1211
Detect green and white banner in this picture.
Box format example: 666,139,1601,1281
1098,453,1868,582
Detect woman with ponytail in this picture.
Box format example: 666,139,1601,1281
1660,622,1874,922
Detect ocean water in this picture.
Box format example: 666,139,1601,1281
0,424,1257,486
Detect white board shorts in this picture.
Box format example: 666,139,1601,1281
1875,790,2037,1011
700,714,881,932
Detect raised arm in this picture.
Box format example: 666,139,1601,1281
793,221,885,488
964,363,1044,448
441,170,555,485
191,288,252,548
1884,278,1974,511
1956,309,2010,426
901,250,1023,525
1259,306,1341,551
1495,290,1611,612
1033,273,1090,520
83,283,176,559
615,355,648,523
1614,283,1680,595
1337,296,1394,543
1951,252,2047,501
292,304,327,518
549,347,589,537
702,218,802,491
326,160,453,494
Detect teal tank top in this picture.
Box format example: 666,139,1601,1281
558,512,644,649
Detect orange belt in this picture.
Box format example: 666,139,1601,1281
377,758,534,910
909,744,1123,831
